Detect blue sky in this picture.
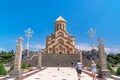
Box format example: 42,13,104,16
0,0,120,53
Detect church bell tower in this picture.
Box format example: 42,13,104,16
54,16,67,32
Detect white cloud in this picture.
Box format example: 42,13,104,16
0,47,5,52
76,43,97,51
105,47,120,54
76,42,120,54
29,43,45,51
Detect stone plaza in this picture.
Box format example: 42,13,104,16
1,67,117,80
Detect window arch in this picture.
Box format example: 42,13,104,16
57,24,59,30
60,24,62,29
63,24,64,29
58,32,64,36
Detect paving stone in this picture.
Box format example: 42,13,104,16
35,77,40,79
52,75,56,77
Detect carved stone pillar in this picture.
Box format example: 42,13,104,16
38,51,42,69
10,37,23,77
98,38,111,78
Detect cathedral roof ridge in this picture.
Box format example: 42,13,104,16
55,16,66,22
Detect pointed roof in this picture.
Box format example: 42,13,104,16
55,16,66,23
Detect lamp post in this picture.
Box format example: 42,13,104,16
24,28,33,58
87,28,96,50
88,28,96,60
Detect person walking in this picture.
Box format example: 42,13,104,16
90,60,97,80
57,61,60,71
75,60,83,80
71,61,74,68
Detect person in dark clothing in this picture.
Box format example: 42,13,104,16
57,61,60,71
71,61,74,68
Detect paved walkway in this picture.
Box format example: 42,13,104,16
0,67,115,80
23,67,95,80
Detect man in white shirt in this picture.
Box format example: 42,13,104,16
76,60,83,80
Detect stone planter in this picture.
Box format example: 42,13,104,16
22,69,28,73
28,67,34,71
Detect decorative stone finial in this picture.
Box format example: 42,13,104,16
98,38,103,44
18,36,23,45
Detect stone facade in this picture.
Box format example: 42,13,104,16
43,16,79,54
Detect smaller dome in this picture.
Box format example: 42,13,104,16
55,16,66,23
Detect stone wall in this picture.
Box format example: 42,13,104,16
22,54,80,67
42,54,80,67
22,55,38,67
82,50,100,67
82,56,100,67
22,52,100,67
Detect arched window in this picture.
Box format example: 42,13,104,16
56,48,58,52
49,48,51,53
57,24,59,30
59,46,62,50
63,24,64,30
58,32,64,36
60,24,62,29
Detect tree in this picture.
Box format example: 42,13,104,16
0,64,7,75
107,64,115,75
116,66,120,75
1,51,4,54
28,64,32,68
96,63,100,69
0,51,14,64
107,53,120,66
10,50,14,54
21,63,27,69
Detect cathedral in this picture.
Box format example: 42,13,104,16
22,16,82,67
42,16,79,54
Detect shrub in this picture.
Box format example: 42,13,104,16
21,63,27,69
116,66,120,75
28,64,32,68
107,64,115,75
0,64,7,75
96,63,100,69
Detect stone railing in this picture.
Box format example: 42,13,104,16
30,53,39,60
83,69,120,80
111,75,120,80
